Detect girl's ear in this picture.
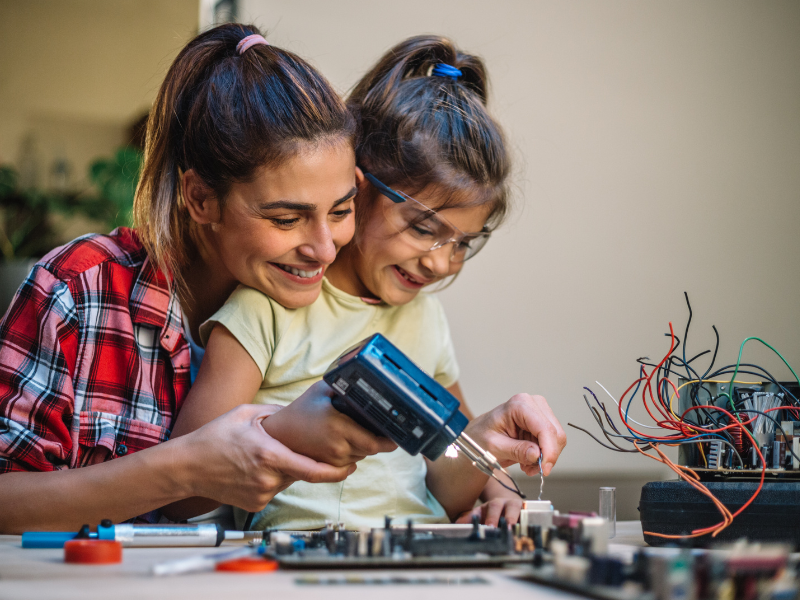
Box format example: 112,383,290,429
355,166,365,186
182,169,221,225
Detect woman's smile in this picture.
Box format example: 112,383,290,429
269,261,325,284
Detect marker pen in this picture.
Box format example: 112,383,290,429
22,521,235,548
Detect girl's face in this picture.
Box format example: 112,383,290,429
330,184,492,306
204,141,357,309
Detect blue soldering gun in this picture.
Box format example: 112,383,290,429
323,334,523,497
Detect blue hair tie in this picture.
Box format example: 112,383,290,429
431,63,462,80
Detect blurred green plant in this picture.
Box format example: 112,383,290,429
0,147,142,261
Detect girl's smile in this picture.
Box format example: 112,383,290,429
391,265,429,289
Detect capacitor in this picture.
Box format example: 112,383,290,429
371,529,384,557
357,528,370,557
599,487,616,539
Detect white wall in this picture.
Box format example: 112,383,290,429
235,1,800,477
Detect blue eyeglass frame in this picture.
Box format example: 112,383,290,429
362,172,409,205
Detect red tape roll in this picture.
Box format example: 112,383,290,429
216,557,278,572
64,539,123,564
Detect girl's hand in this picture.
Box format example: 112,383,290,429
455,497,524,527
464,393,567,476
454,476,524,526
181,402,358,513
261,381,397,467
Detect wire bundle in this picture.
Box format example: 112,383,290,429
569,293,800,540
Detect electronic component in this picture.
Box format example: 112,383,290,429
674,379,800,476
269,516,526,569
323,333,523,496
599,487,616,538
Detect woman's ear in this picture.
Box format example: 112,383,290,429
355,166,365,186
182,169,221,225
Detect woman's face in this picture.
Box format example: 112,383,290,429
208,141,357,309
333,184,492,306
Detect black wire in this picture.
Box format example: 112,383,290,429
687,349,712,366
682,291,692,377
700,325,720,381
490,471,526,498
705,364,800,405
582,395,630,450
583,388,621,434
567,423,638,453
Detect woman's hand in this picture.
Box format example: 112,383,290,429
261,381,397,467
464,393,567,476
178,402,358,513
0,401,360,533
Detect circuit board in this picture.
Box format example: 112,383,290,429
257,510,798,600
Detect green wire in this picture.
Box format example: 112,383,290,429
723,336,800,417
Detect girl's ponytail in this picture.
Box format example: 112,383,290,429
350,36,488,106
134,24,354,297
348,35,508,227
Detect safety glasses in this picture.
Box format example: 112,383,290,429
363,172,491,263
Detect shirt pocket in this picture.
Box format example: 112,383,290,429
78,411,171,465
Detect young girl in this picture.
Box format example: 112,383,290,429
0,23,393,533
171,35,566,530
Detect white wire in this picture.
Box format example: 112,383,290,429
595,380,662,430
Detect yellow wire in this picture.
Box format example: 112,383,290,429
668,379,762,419
697,442,707,467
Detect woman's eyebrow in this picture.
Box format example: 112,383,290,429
259,200,316,211
332,186,358,207
259,187,357,211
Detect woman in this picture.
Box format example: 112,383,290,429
0,24,390,534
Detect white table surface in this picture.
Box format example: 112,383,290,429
0,521,646,600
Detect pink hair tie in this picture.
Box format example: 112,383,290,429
236,34,268,55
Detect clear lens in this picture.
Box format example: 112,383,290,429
381,195,490,262
453,231,491,262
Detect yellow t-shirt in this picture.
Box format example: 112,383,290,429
201,278,459,530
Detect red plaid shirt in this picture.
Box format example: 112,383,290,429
0,229,190,491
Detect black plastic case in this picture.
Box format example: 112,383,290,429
640,480,800,547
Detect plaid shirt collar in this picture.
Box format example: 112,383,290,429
129,256,184,354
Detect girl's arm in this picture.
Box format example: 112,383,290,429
426,391,567,522
169,325,266,437
0,403,354,534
